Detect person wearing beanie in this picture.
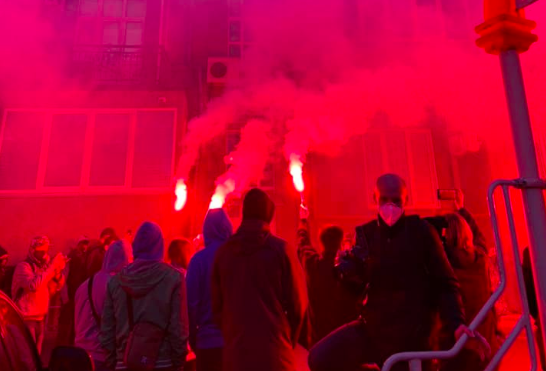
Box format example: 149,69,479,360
211,188,308,371
100,221,189,371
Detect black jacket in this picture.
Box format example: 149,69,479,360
356,215,464,354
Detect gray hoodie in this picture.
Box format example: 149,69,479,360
100,222,189,371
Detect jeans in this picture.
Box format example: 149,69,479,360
25,320,45,354
308,319,427,371
196,348,223,371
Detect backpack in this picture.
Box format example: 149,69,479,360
123,292,167,371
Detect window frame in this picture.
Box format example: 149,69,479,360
76,0,146,46
363,128,440,210
0,108,177,196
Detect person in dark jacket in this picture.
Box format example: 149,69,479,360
100,222,189,371
211,188,308,371
86,228,119,278
57,236,90,346
187,209,233,371
438,213,497,371
308,174,478,371
297,211,360,346
169,238,195,275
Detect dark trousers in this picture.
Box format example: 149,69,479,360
25,319,45,354
308,320,427,371
196,347,223,371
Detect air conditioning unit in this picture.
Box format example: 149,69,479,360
207,58,241,84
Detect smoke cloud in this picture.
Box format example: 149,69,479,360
177,0,546,195
210,119,272,208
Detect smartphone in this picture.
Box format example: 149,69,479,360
437,189,458,201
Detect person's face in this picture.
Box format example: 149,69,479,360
33,246,49,261
375,181,408,208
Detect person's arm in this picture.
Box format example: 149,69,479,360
423,221,465,333
185,257,200,351
297,219,320,269
14,262,56,293
99,281,117,370
168,276,189,371
283,243,309,348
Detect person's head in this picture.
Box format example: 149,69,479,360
76,236,90,252
320,226,344,255
101,240,132,275
168,238,194,269
374,174,408,226
132,221,164,261
100,228,119,248
242,188,275,223
203,208,233,249
0,246,8,271
29,236,50,263
444,213,474,252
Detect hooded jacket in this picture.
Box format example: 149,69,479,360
11,249,63,320
211,189,308,371
100,222,189,371
75,241,131,362
186,209,232,350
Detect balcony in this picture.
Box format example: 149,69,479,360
70,45,172,89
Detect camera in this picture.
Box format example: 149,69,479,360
334,244,370,293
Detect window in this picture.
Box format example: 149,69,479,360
227,0,252,58
363,129,439,208
76,0,145,45
0,109,176,193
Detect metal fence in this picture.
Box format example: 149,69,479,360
70,45,169,87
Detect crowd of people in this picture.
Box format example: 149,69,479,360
0,173,524,371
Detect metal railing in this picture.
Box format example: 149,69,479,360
382,178,545,371
70,45,169,87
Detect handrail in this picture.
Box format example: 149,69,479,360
382,178,543,371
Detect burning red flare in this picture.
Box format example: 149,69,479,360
209,179,235,210
289,156,305,193
174,179,188,211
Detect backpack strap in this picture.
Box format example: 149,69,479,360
88,274,101,326
126,291,134,331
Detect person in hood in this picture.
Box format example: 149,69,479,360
11,236,67,353
211,188,308,371
75,240,131,371
100,221,189,371
169,238,195,275
297,208,360,346
86,228,120,278
187,209,233,371
308,174,484,371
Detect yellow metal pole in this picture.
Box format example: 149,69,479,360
476,0,546,355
